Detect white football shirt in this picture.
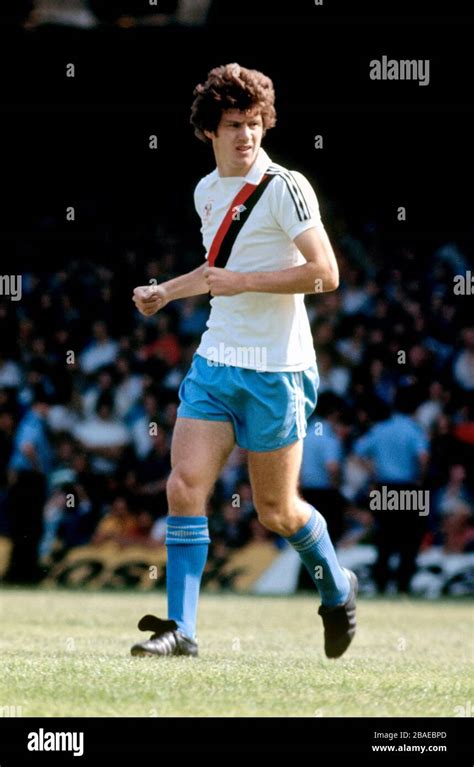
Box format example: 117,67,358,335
195,147,323,371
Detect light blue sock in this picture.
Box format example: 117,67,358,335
286,506,350,607
166,515,210,640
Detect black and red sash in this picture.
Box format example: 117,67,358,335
207,170,275,268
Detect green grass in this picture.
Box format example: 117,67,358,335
0,588,472,717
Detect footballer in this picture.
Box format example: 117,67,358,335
130,63,357,659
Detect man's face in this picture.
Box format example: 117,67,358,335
205,108,264,175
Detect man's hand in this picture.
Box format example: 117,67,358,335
132,284,168,316
203,267,246,297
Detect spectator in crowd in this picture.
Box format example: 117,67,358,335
82,366,116,418
428,413,465,487
47,388,82,434
452,398,474,472
0,408,15,536
92,496,138,546
79,320,119,376
177,296,209,337
127,424,171,517
353,387,430,593
433,464,473,518
5,383,54,582
300,392,347,543
452,327,474,392
336,317,367,366
129,387,161,459
0,351,22,389
73,391,130,475
340,267,371,316
439,502,474,553
353,355,396,407
40,481,94,563
114,354,144,420
415,380,449,436
398,343,435,394
138,314,180,367
316,347,350,397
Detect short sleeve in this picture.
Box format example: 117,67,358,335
270,170,323,241
353,433,373,459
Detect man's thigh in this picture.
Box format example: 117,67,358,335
171,417,235,497
247,439,303,506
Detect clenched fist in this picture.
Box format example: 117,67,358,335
132,284,168,316
203,266,246,296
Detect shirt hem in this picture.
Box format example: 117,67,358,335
194,350,316,373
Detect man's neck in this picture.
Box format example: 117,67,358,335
216,148,262,178
217,162,251,178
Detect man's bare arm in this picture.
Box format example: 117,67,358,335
244,227,339,294
134,224,338,313
203,226,339,297
133,263,209,316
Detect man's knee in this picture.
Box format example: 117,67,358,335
166,468,205,514
254,497,304,537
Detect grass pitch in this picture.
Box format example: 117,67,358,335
0,588,472,717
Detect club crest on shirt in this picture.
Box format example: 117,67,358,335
203,198,213,226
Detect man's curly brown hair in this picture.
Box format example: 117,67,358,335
190,63,277,144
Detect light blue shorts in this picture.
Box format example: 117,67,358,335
177,353,319,452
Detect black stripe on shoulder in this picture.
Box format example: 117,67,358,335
266,167,311,221
266,168,304,222
277,169,312,220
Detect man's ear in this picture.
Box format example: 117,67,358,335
203,129,215,141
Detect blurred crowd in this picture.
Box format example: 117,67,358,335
2,0,212,30
0,234,473,587
1,0,472,594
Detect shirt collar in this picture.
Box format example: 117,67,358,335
243,147,272,184
208,147,272,187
